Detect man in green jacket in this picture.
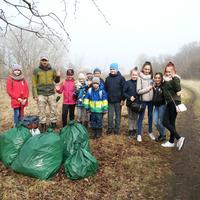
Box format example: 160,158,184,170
32,55,60,132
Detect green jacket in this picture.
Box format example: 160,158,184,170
163,76,181,104
32,65,60,97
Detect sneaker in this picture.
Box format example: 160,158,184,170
148,133,155,140
161,141,175,148
137,135,142,142
177,137,185,151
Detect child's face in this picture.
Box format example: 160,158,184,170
87,74,93,80
93,83,99,90
94,72,101,78
142,65,151,75
79,78,85,84
154,74,162,85
13,69,21,76
165,67,172,77
67,75,74,80
110,69,117,75
131,71,138,80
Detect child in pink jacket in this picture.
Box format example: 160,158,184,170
56,69,76,127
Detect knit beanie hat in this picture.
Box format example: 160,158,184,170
66,68,74,76
93,68,101,74
12,64,22,71
78,73,85,80
92,77,100,84
110,63,119,71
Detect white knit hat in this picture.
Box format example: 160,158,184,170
78,73,85,80
12,64,22,71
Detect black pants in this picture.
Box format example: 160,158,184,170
62,104,75,127
163,102,181,143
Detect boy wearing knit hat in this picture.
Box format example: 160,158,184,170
105,63,125,134
6,64,29,126
84,77,108,139
74,73,88,125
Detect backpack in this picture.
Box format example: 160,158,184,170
88,88,103,99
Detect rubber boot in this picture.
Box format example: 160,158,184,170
96,128,102,138
92,128,97,139
84,121,88,128
51,122,57,129
40,123,47,133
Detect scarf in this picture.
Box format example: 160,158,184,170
9,73,24,81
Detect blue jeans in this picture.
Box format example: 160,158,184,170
137,101,153,135
108,103,121,133
153,105,166,136
14,108,21,126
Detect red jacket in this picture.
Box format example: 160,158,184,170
56,79,76,105
6,77,29,108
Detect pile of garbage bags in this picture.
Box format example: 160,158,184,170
0,119,98,180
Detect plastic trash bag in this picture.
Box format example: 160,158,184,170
11,129,63,180
0,124,31,166
64,142,98,180
60,120,90,161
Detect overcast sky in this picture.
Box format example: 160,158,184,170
3,0,200,71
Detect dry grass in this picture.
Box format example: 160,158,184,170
0,82,176,200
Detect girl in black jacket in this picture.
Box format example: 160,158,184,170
152,72,166,142
161,62,185,151
123,67,139,137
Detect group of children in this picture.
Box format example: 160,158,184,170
6,60,185,151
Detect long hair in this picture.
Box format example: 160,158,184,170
141,61,153,78
164,61,177,74
154,72,163,83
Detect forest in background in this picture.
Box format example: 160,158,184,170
0,30,199,80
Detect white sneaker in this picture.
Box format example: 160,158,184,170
177,137,185,151
148,133,155,140
137,135,142,142
161,141,175,148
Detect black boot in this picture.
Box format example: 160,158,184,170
92,128,97,139
51,122,57,129
84,121,88,128
40,123,47,133
128,130,134,138
97,128,102,138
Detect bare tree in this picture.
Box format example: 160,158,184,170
0,28,68,78
0,0,110,44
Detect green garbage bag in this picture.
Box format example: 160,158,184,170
60,120,90,161
64,142,98,180
11,129,63,180
0,124,31,166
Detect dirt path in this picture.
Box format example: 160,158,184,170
165,87,200,200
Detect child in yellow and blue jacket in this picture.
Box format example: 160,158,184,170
84,77,108,139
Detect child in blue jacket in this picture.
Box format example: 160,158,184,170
84,77,108,139
75,73,87,125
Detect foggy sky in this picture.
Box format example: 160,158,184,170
3,0,200,72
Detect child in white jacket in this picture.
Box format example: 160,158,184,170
137,61,155,142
